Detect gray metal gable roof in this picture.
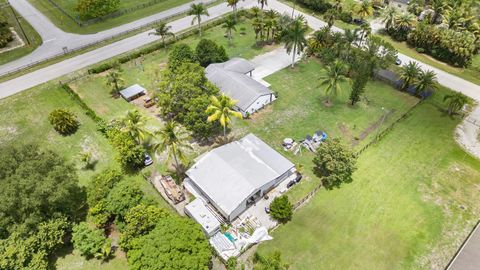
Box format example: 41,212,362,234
205,60,273,111
222,57,255,74
119,84,146,99
186,134,294,217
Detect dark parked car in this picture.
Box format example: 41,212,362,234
353,18,365,25
265,207,270,214
144,153,153,166
287,180,296,188
295,173,303,183
395,58,402,65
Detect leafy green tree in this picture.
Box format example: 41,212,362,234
319,60,349,105
0,144,84,238
414,70,438,95
399,61,421,90
349,71,368,105
253,251,289,270
76,0,120,20
87,169,123,207
223,15,238,45
48,109,79,135
226,257,238,270
188,3,210,36
0,218,69,270
72,222,111,259
106,128,145,172
120,204,170,251
79,151,94,169
206,94,243,142
127,215,211,270
106,180,144,220
167,44,197,72
119,109,152,144
149,21,175,48
195,38,229,67
88,200,111,228
313,138,357,189
443,92,469,116
282,15,308,68
269,195,293,223
106,64,125,95
153,121,192,179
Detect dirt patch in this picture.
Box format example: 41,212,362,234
0,126,18,144
338,123,352,141
351,109,396,146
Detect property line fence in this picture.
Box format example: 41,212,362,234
0,0,218,78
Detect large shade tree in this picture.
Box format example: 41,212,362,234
206,94,243,142
282,15,308,68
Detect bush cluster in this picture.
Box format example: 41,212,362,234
0,14,13,48
48,109,80,135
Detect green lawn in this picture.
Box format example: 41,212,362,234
232,59,419,202
255,88,480,269
29,0,197,34
376,34,480,86
0,0,42,65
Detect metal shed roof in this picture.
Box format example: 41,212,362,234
185,198,221,236
186,134,294,219
119,84,146,100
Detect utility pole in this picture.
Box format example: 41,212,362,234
7,1,30,45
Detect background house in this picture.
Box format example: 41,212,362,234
205,58,276,117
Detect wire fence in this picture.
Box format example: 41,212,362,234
0,0,218,78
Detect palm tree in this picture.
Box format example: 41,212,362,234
358,23,371,45
282,15,308,68
399,61,421,90
382,6,397,30
153,121,192,179
394,12,416,33
430,0,446,24
119,110,152,143
323,9,337,29
250,6,263,19
227,0,240,20
319,60,349,104
258,0,267,10
443,92,469,116
357,0,373,20
188,3,209,36
106,68,124,96
414,70,438,95
222,15,237,45
206,94,243,142
149,21,175,48
264,9,279,41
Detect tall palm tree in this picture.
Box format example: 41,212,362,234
282,15,308,68
319,60,349,104
250,6,263,19
358,23,371,45
206,94,243,142
149,21,175,48
188,3,209,36
430,0,446,24
443,92,469,116
323,9,337,29
414,70,438,95
153,121,192,179
222,15,237,45
399,61,421,90
119,110,152,143
264,9,279,41
106,68,124,96
381,6,397,30
258,0,267,10
357,0,373,20
227,0,240,20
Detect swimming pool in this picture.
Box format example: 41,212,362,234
224,232,235,242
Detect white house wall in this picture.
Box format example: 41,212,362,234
244,94,276,116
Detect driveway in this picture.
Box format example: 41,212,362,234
0,0,215,75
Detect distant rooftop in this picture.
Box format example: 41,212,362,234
119,84,145,100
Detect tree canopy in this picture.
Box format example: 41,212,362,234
72,222,111,259
127,215,211,270
195,38,228,67
269,195,293,223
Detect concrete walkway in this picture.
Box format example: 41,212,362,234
0,0,214,75
447,221,480,270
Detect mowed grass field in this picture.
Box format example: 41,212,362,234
29,0,197,34
233,59,419,202
255,89,480,269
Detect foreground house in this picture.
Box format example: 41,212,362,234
205,58,276,117
185,134,295,223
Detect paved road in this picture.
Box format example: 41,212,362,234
0,0,213,75
447,221,480,270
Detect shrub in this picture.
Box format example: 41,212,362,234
0,14,13,48
72,222,111,259
168,44,197,72
195,38,229,67
76,0,120,20
339,11,353,23
269,195,293,223
313,138,357,189
226,257,238,270
105,180,144,220
48,109,79,135
416,47,425,53
106,128,145,171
